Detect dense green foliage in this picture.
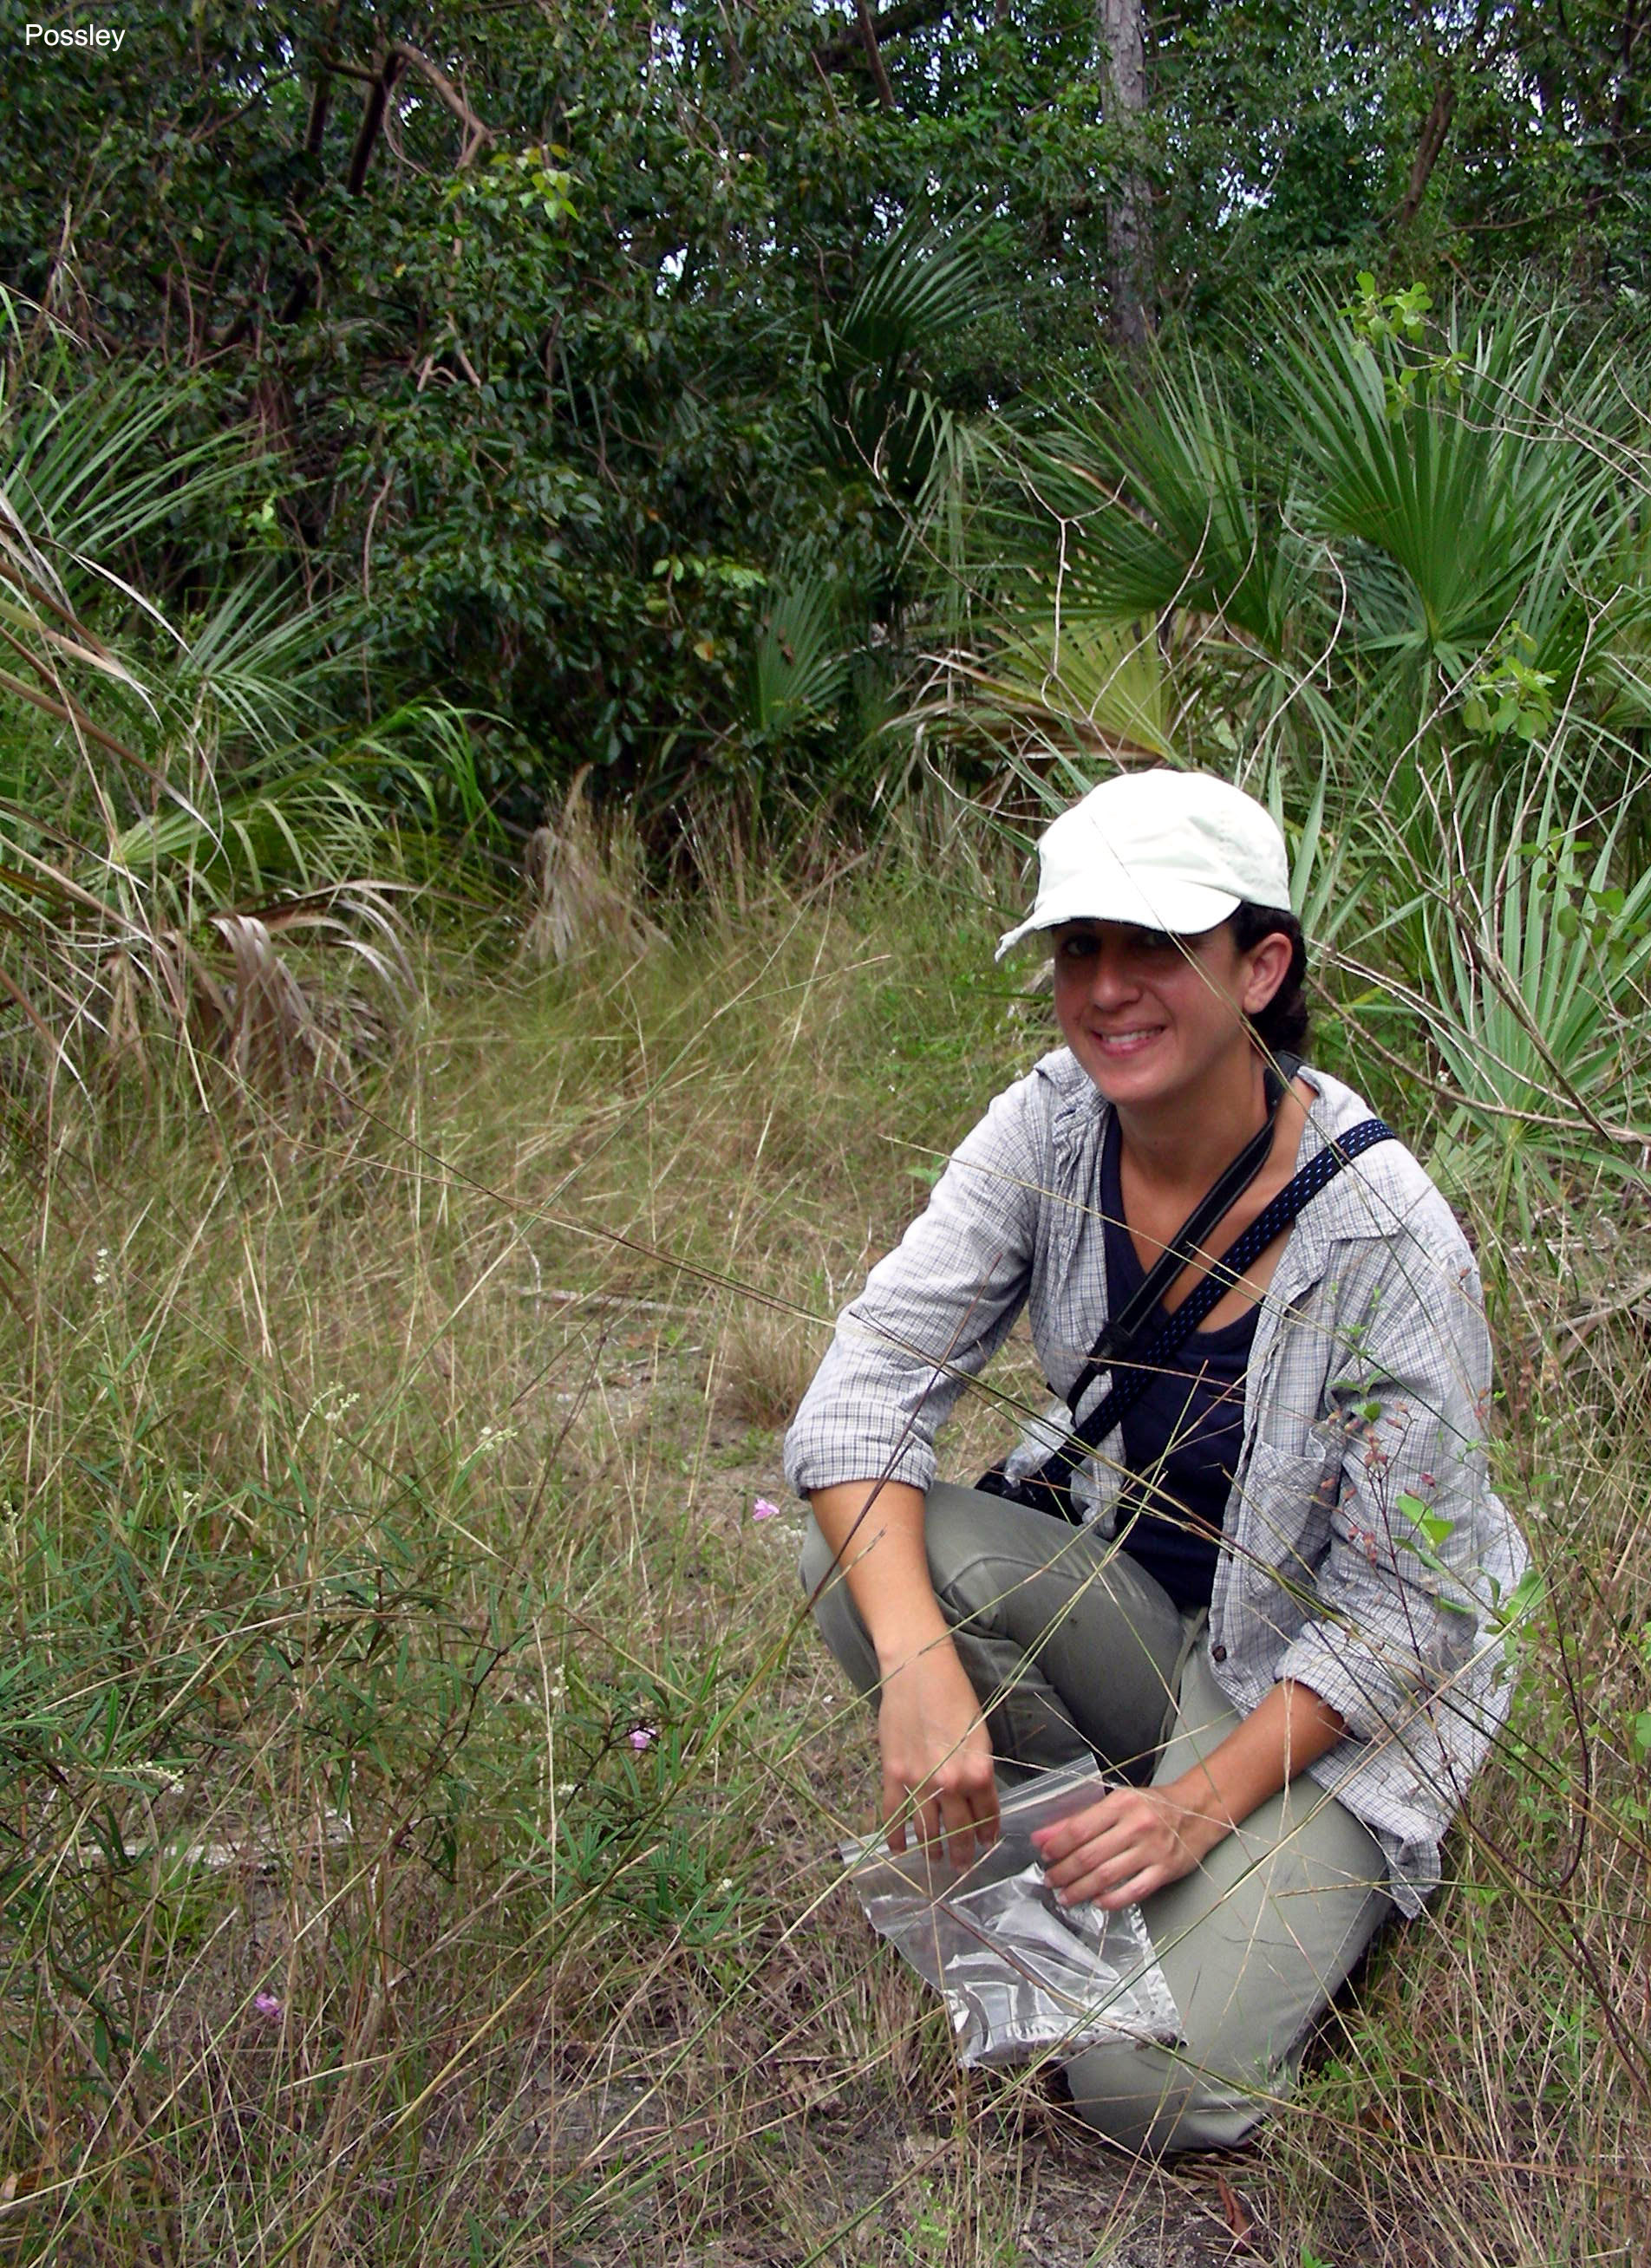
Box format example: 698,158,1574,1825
5,1,1648,817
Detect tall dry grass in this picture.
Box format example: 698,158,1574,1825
0,832,1646,2265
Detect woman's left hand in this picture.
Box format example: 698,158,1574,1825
1031,1781,1228,1911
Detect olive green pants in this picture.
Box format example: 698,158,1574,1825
802,1481,1393,2154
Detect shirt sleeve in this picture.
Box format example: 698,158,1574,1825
783,1071,1052,1497
1276,1228,1522,1786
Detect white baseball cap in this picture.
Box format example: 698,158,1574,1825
995,770,1292,960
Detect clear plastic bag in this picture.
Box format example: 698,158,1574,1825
840,1760,1181,2069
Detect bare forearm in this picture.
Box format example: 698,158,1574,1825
808,1479,943,1671
1167,1678,1347,1856
1034,1677,1349,1909
810,1479,999,1861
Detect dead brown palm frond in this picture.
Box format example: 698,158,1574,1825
78,883,413,1108
521,766,663,968
204,911,344,1096
2,778,423,1110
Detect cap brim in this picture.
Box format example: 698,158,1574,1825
994,874,1242,961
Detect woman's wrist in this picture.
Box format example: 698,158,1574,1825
1157,1678,1348,1860
872,1609,954,1678
1159,1774,1238,1861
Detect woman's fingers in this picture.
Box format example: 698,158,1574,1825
1048,1838,1147,1903
882,1769,932,1855
1034,1790,1131,1872
938,1775,997,1867
884,1768,997,1867
887,1758,996,1865
1057,1858,1168,1911
876,1639,999,1864
1033,1789,1197,1907
940,1736,1001,1860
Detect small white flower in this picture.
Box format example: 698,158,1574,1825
310,1388,361,1426
92,1246,111,1287
716,1877,735,1895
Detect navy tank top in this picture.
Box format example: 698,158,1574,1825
1099,1111,1259,1611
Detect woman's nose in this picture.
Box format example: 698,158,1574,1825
1083,941,1140,1004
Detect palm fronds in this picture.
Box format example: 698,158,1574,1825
1402,766,1651,1228
1017,364,1306,654
813,210,993,504
930,284,1651,1233
0,303,485,1106
743,582,851,747
965,288,1646,785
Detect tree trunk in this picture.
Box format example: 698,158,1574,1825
1392,0,1491,234
853,0,897,110
1395,76,1457,229
1098,0,1151,346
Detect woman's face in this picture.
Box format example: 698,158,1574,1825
1049,919,1289,1109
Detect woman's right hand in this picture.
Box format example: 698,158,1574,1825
805,1479,998,1866
876,1636,999,1866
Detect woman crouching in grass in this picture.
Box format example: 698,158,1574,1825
785,769,1528,2153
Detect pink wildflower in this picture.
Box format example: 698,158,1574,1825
629,1725,656,1752
753,1497,781,1521
253,1992,282,2021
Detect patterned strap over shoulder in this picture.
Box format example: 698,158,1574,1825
979,1117,1395,1522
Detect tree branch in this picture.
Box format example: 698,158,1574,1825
853,0,897,109
343,39,494,199
815,0,949,72
345,47,404,197
1395,75,1457,228
386,41,496,168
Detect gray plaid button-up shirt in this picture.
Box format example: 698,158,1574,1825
786,1050,1530,1914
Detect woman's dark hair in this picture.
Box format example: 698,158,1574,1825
1227,902,1310,1056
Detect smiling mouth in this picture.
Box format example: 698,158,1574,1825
1089,1026,1165,1053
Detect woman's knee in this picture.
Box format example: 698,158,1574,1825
798,1515,879,1697
799,1513,837,1600
921,1482,1060,1626
801,1482,1073,1633
1060,2038,1265,2155
920,1483,996,1605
